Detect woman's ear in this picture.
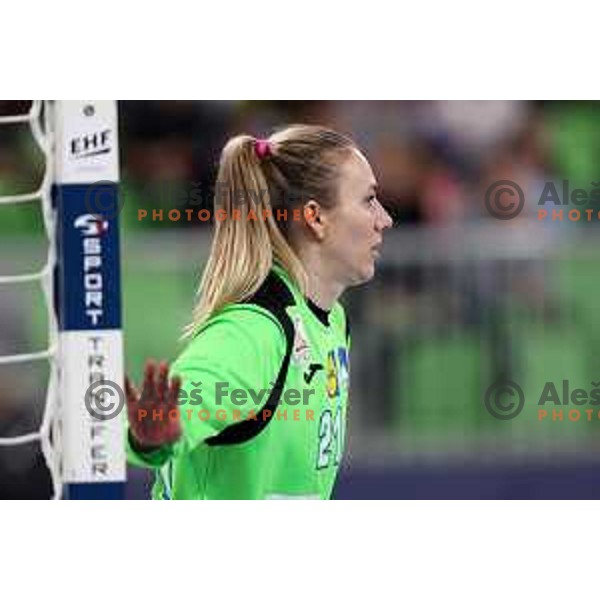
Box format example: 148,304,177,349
303,200,327,241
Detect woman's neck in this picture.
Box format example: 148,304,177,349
296,247,344,311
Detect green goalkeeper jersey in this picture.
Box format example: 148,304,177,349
127,264,350,499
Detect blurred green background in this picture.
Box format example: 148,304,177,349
3,100,600,498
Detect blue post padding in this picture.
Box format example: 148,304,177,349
53,182,122,331
54,180,126,498
65,482,126,500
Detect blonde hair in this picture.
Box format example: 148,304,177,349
183,124,356,339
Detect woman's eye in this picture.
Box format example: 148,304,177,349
366,195,377,206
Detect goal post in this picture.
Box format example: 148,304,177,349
53,100,126,499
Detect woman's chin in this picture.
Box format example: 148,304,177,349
356,262,376,285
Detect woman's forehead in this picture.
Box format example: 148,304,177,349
339,149,377,189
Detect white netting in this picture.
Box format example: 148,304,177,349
0,101,62,499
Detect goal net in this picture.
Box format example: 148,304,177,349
0,100,125,499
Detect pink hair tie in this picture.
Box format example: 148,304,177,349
254,139,272,159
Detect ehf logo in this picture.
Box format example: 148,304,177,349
70,129,112,159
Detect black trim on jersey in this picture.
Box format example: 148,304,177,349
204,271,296,447
306,298,330,327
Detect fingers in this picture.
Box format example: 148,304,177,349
135,359,179,411
124,375,139,403
127,359,182,447
157,361,169,403
143,359,157,393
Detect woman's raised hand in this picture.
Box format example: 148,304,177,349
125,359,182,450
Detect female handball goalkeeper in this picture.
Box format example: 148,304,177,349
125,125,392,499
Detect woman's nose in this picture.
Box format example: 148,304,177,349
376,200,393,230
